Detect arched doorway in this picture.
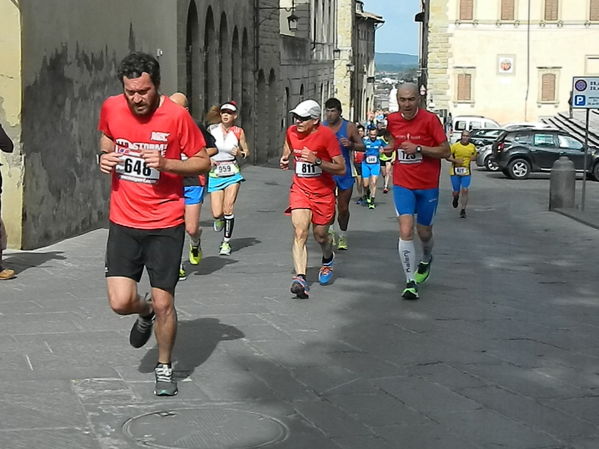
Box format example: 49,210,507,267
268,69,277,159
241,29,252,139
219,13,231,102
231,27,241,108
256,70,266,163
284,86,290,130
204,7,218,112
185,0,200,115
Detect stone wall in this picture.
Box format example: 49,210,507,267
19,0,179,249
427,0,450,112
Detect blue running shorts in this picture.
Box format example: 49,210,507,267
393,186,439,226
334,173,355,191
208,172,244,192
184,185,206,205
361,162,381,178
450,175,472,192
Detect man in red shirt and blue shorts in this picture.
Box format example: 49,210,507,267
98,52,210,396
384,83,450,300
280,100,346,299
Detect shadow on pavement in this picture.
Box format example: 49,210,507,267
3,251,66,273
231,236,260,251
189,256,238,276
138,317,244,377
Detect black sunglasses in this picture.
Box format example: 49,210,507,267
293,114,313,122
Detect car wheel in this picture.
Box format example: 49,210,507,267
593,162,599,181
484,156,499,171
507,158,531,179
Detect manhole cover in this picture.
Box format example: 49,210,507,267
123,407,288,449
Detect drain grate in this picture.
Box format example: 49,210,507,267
123,407,288,449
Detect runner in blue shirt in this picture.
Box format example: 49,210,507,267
323,98,364,250
361,127,386,209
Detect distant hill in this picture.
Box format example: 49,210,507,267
375,52,418,72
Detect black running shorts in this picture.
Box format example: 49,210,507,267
105,222,184,291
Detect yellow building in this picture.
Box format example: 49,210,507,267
422,0,599,124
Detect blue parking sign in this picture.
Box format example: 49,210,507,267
574,95,586,106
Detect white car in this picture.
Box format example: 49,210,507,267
450,115,501,143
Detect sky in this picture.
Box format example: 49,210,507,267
362,0,420,55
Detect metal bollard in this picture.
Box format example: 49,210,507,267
549,156,575,210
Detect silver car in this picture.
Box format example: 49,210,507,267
476,144,499,171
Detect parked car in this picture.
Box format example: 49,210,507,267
476,144,499,171
502,122,556,131
492,128,599,179
450,115,501,143
470,128,504,147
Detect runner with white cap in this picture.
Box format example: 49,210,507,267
280,100,346,299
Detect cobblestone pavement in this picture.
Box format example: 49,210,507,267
1,164,598,449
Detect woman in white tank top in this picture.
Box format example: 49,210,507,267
207,101,250,256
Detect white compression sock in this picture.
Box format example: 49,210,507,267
399,239,416,282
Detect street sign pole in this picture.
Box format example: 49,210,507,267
581,108,589,211
572,76,599,211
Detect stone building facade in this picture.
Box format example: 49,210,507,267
354,1,384,122
0,0,379,249
334,0,383,122
421,0,599,124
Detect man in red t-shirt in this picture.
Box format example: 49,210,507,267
98,52,210,396
279,100,345,299
384,83,449,300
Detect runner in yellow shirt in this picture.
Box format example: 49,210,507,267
447,130,477,218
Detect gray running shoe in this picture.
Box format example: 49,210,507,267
154,363,178,396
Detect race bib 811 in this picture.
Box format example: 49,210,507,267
295,161,322,177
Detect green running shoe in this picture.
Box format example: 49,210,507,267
189,244,202,265
178,265,187,281
213,218,225,232
328,229,338,248
219,241,232,256
414,257,432,284
401,280,419,300
337,235,348,250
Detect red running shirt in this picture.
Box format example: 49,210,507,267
98,95,206,229
386,109,447,190
286,125,341,195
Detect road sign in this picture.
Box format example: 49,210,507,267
572,77,599,108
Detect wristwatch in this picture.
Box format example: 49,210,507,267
314,157,322,166
96,152,106,165
416,146,422,154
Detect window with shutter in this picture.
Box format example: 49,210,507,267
460,0,474,21
541,73,556,101
501,0,515,20
544,0,558,21
591,0,599,21
457,74,472,101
